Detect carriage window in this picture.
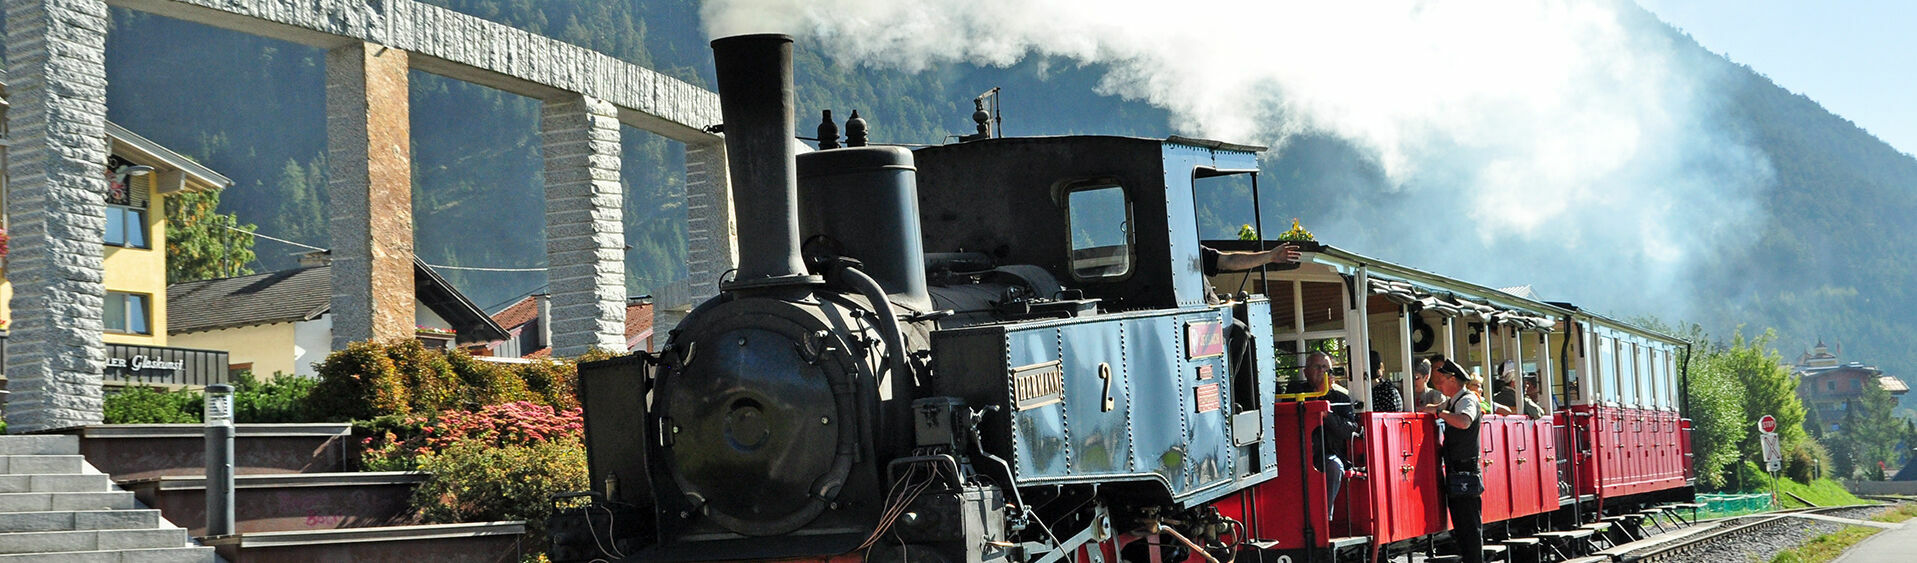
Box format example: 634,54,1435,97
1067,185,1131,280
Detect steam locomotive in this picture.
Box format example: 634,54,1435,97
551,34,1697,563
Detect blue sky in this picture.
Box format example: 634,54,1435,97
1638,0,1917,156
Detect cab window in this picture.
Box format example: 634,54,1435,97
1067,184,1131,280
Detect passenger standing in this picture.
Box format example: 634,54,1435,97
1414,359,1445,407
1422,363,1484,563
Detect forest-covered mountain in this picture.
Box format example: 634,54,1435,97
98,1,1917,410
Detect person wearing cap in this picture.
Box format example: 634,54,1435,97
1494,364,1545,418
1465,371,1498,415
1421,358,1485,563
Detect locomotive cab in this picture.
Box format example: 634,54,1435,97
913,135,1269,312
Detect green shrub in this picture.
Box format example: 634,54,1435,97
310,340,408,421
1785,439,1829,483
232,372,317,423
312,340,583,421
514,360,578,411
411,437,587,547
388,340,461,414
444,352,534,407
104,386,203,424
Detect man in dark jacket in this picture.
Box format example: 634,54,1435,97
1305,351,1360,516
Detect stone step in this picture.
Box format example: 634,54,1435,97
75,423,353,481
0,527,189,554
0,436,80,456
0,509,163,533
0,455,88,475
0,546,217,563
123,471,429,535
0,474,114,494
0,491,139,512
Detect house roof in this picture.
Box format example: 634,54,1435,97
488,296,654,357
106,121,233,192
1881,376,1910,395
168,260,508,343
167,266,332,333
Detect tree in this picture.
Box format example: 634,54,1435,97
1719,329,1809,462
165,188,257,282
1828,379,1902,480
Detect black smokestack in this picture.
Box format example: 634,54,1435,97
711,34,808,283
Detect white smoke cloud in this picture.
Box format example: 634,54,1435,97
704,0,1773,318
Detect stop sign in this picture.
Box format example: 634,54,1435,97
1759,415,1777,434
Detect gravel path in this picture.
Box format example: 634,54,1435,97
1693,505,1893,563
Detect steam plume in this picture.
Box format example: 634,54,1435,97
704,0,1772,317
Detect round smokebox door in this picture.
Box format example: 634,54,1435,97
662,325,849,536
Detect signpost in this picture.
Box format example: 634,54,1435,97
1758,414,1781,508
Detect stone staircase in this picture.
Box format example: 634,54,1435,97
71,424,525,562
0,434,217,562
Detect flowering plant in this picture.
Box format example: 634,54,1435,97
415,325,457,336
359,401,582,470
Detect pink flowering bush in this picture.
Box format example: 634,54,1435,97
359,401,582,471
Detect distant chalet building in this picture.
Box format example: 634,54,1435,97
483,295,653,358
1792,340,1910,430
167,255,506,377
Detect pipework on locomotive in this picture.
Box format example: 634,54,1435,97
548,34,1696,563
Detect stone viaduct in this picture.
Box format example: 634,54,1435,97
4,0,736,432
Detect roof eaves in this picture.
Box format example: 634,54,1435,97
106,121,234,190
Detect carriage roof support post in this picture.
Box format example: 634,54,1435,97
1351,266,1372,412
1512,325,1524,413
1443,316,1457,363
1538,331,1555,414
1399,304,1415,409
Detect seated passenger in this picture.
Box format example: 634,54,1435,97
1370,350,1402,412
1303,351,1360,516
1492,364,1544,418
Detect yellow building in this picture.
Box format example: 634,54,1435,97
2,122,236,386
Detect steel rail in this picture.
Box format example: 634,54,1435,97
1614,506,1873,563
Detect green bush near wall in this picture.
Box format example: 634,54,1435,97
103,386,204,424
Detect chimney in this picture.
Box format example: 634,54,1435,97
535,294,552,350
710,34,809,285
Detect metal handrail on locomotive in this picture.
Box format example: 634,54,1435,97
549,34,1698,563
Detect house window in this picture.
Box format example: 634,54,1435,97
104,206,148,248
1066,183,1131,280
103,162,151,249
1827,380,1836,391
104,292,151,335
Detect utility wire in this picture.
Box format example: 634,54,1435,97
225,224,681,282
223,225,324,252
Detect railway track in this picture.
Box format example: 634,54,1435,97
1603,505,1884,563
